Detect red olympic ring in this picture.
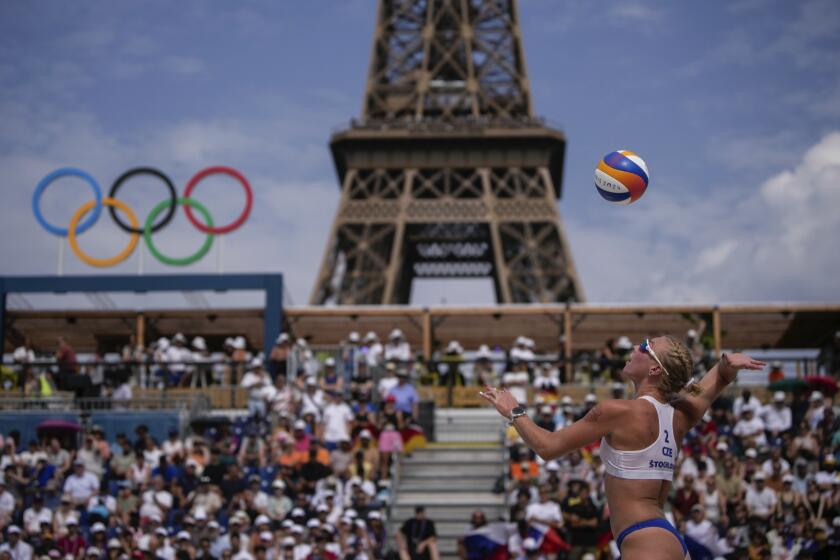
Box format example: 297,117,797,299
183,166,253,234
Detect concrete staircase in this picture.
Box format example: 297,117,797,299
389,408,508,559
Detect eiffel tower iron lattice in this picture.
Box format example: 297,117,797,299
311,0,584,304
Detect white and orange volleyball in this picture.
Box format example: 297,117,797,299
594,150,650,204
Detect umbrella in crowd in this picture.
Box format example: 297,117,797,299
767,377,809,394
804,375,839,397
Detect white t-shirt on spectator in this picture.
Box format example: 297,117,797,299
300,390,325,420
761,405,792,433
745,485,776,517
322,402,354,443
510,348,535,363
384,342,411,363
685,518,718,551
365,342,384,368
733,417,767,447
0,540,33,560
525,500,563,534
293,544,311,560
144,448,163,468
162,439,184,460
378,376,399,400
63,471,100,504
166,345,192,372
87,493,117,514
23,506,53,534
733,395,762,419
0,490,15,517
761,458,790,477
140,489,173,519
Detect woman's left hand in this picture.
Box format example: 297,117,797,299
480,385,520,419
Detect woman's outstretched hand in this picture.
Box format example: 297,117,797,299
479,385,520,419
719,352,766,382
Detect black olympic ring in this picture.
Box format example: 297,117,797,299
108,167,177,234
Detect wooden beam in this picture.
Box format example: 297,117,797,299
136,313,145,348
712,307,721,357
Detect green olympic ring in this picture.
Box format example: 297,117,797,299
144,198,214,266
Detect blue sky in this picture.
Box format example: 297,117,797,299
1,0,839,309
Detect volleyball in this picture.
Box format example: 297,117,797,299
594,150,650,205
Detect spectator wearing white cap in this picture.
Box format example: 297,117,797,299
57,516,86,556
377,363,399,401
320,356,344,395
761,391,792,438
269,332,292,380
0,525,32,559
322,389,354,453
300,375,325,421
267,479,292,521
533,364,559,395
363,331,384,370
166,332,192,383
384,329,411,363
355,430,380,474
341,331,362,388
437,340,466,387
733,406,767,448
685,504,718,553
502,360,530,406
240,358,271,418
745,471,776,520
510,336,535,364
472,344,496,387
188,335,211,388
806,391,827,430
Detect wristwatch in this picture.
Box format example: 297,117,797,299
507,405,528,425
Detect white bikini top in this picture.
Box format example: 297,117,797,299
599,396,678,481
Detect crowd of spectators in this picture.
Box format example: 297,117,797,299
0,328,430,560
488,380,839,559
3,327,840,560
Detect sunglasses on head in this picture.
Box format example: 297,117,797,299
639,339,671,377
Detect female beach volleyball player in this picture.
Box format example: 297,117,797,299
480,336,765,560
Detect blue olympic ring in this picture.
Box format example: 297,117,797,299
32,167,103,236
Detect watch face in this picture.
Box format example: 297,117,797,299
512,405,526,415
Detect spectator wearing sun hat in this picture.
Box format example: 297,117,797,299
436,340,465,388
0,525,33,559
384,329,411,363
745,471,776,520
806,391,828,430
762,391,793,438
363,331,384,370
240,357,271,418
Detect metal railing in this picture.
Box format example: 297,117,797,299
0,393,210,413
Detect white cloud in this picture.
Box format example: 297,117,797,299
160,56,205,77
607,3,664,24
568,131,840,303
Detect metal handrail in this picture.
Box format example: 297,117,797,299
0,394,210,412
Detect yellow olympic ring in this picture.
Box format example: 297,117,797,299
68,197,140,267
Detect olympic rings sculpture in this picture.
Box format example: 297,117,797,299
32,166,252,267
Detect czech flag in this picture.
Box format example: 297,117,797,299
463,522,512,560
527,525,571,554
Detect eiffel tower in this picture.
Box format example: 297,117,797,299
310,0,584,304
